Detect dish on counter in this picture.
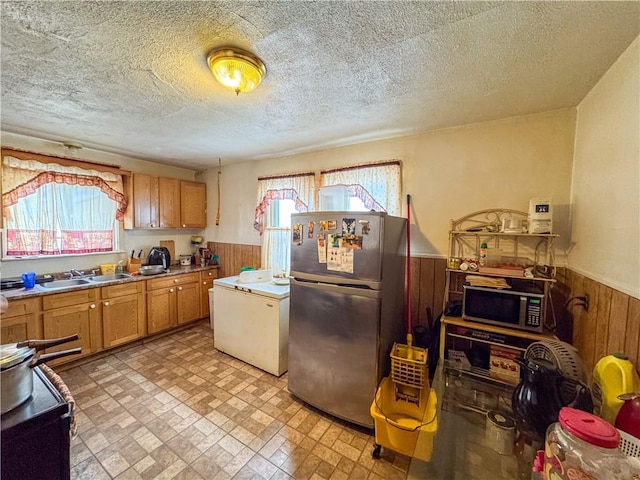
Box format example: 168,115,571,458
272,277,290,285
138,265,166,276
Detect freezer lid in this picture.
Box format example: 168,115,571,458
214,275,290,299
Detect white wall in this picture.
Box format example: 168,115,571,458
570,36,640,298
1,132,203,278
204,109,576,261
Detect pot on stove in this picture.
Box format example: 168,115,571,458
1,335,81,415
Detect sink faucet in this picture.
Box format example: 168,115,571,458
69,269,85,277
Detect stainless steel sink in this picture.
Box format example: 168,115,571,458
86,274,131,283
39,279,93,289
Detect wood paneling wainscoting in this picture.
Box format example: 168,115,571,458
207,242,261,278
204,243,639,378
410,257,447,329
557,268,640,379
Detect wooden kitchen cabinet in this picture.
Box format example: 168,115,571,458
43,288,102,366
101,282,146,348
177,281,200,324
158,177,180,228
200,269,218,318
131,173,158,228
180,180,207,228
125,173,180,229
2,297,42,342
147,286,177,334
147,272,200,334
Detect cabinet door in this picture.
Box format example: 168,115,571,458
180,181,206,228
199,269,218,318
177,282,201,324
158,177,180,228
133,173,159,228
2,298,42,342
147,287,177,334
1,314,41,344
43,302,101,366
201,279,213,318
103,293,146,348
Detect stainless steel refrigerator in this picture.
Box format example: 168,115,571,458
288,211,406,427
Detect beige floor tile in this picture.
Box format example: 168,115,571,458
61,322,406,480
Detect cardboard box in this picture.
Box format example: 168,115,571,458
489,346,521,384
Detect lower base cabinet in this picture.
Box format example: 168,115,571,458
42,289,102,366
5,268,218,367
200,269,218,318
102,282,146,348
147,286,177,334
147,272,201,334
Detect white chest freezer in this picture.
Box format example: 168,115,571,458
213,273,290,376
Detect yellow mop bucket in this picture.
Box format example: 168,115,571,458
370,376,438,460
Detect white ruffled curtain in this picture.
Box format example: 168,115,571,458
321,161,401,215
255,173,316,273
2,157,126,255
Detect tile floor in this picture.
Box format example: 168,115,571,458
60,321,411,480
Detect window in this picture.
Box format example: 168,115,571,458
254,161,402,273
255,173,315,274
321,160,401,215
1,156,127,257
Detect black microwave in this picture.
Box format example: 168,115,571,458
462,284,546,333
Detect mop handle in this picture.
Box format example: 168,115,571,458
406,194,413,353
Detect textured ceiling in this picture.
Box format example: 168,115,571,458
1,1,639,170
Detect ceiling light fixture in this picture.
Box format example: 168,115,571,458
207,47,266,95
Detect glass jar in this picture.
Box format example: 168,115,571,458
544,407,639,479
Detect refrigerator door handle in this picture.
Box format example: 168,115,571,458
290,278,381,298
290,271,381,290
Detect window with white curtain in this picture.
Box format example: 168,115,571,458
1,156,127,257
253,161,402,273
254,172,315,274
320,160,401,215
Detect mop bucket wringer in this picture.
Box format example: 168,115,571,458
390,341,429,404
370,341,437,460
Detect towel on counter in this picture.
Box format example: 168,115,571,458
40,364,77,438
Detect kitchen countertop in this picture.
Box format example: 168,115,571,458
1,265,219,300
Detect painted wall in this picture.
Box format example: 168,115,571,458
1,132,204,278
570,36,640,299
203,109,576,261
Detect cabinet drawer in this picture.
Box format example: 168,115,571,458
4,297,41,318
102,281,144,298
147,273,199,290
200,269,218,281
42,288,99,310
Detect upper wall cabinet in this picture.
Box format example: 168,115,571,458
124,174,206,230
180,180,207,228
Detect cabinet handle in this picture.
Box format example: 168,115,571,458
174,279,178,283
203,282,207,285
208,272,212,276
178,286,183,291
182,224,186,228
104,301,110,306
150,223,155,227
90,304,96,309
170,288,174,293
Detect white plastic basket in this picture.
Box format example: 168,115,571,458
619,429,640,458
